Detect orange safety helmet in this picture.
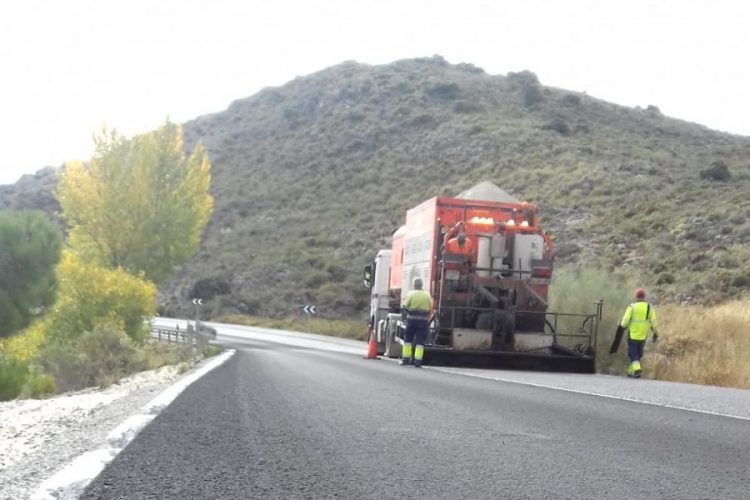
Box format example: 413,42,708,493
634,288,646,299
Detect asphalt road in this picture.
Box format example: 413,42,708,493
81,326,750,499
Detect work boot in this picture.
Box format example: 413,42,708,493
633,369,642,379
400,358,412,366
413,362,422,368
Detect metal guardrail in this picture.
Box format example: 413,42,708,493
150,326,190,344
149,322,217,348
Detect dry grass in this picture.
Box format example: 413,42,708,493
644,300,750,388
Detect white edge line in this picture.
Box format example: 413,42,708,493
429,367,750,422
31,349,236,500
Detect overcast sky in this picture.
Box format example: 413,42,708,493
1,0,748,185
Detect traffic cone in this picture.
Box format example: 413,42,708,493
365,330,378,359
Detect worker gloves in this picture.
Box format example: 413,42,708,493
653,333,659,343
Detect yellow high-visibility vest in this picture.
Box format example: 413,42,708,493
620,301,657,341
403,290,432,313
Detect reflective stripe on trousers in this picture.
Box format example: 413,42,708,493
402,342,413,360
414,344,424,361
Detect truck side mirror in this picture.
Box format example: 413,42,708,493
363,264,373,288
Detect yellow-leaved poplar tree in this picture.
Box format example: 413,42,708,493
57,121,213,283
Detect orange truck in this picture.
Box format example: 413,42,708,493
363,182,600,372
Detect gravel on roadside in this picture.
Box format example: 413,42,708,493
0,365,185,500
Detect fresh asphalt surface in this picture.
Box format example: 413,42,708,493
82,323,750,499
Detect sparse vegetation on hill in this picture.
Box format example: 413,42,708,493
3,56,750,322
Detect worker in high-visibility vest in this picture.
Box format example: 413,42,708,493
619,288,658,378
401,277,432,367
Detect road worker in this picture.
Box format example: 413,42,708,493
401,277,432,367
619,288,658,378
444,232,473,257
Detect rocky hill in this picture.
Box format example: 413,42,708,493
4,56,750,319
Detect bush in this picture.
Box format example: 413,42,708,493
543,118,571,136
453,101,484,114
22,369,56,398
523,85,544,107
0,355,29,401
730,273,750,288
562,94,581,106
0,318,47,363
138,341,193,370
508,70,540,86
191,277,231,301
426,83,460,100
36,324,145,392
700,160,732,181
48,251,155,342
656,272,675,285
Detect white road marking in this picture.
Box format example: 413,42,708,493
430,367,750,422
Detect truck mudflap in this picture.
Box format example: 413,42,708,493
422,345,596,373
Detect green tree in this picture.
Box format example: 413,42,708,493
0,210,63,338
56,121,213,283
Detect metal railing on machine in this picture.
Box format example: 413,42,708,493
433,300,603,355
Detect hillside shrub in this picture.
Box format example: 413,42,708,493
700,160,731,181
426,83,460,100
36,324,145,391
411,114,437,127
656,272,675,285
523,85,544,107
562,94,581,106
191,277,231,301
730,273,750,288
0,354,29,401
543,118,571,136
22,369,56,398
453,101,484,113
507,70,539,86
0,318,46,363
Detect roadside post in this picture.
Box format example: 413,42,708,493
192,298,203,352
300,304,317,324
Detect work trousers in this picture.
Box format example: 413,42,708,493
627,338,645,375
402,318,428,365
404,318,428,346
627,338,645,362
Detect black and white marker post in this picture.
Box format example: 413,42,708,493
191,298,203,349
